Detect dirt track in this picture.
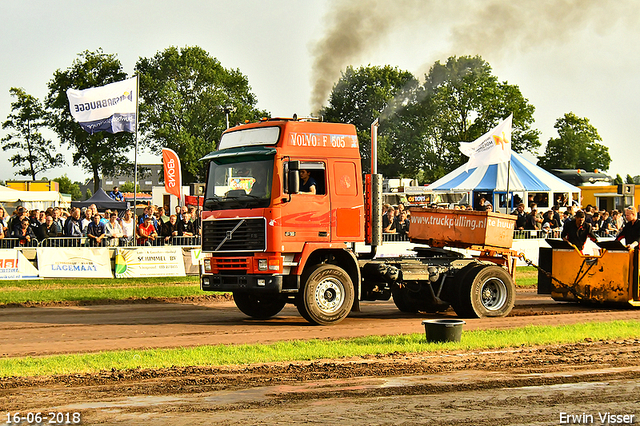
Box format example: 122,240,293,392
2,290,640,425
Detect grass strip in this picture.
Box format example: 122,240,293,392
0,287,210,304
1,320,638,379
514,266,537,287
0,276,200,290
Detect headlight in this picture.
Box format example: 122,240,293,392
258,259,268,271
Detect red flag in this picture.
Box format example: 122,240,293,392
162,148,182,199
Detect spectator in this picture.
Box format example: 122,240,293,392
137,216,158,245
0,206,8,232
0,221,4,239
120,209,135,246
157,207,169,225
138,206,159,230
189,206,201,235
382,208,397,233
511,203,527,230
108,186,124,201
80,208,92,235
12,218,36,245
8,206,27,235
525,203,543,230
610,210,621,232
28,209,41,237
86,214,107,247
64,207,83,237
541,210,560,237
600,210,614,236
177,212,195,237
395,210,410,236
584,205,594,225
161,214,179,243
52,207,64,235
40,214,60,240
105,213,124,246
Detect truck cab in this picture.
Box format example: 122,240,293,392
200,118,365,324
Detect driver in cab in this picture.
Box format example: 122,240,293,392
299,169,316,194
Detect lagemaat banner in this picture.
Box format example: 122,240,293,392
37,247,113,278
66,77,137,134
115,246,186,278
0,249,39,280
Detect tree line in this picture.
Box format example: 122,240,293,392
1,48,613,198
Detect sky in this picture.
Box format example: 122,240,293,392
1,0,639,184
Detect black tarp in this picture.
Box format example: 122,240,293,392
71,188,128,211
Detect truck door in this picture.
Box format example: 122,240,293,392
281,161,330,243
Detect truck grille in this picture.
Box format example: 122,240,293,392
202,218,266,252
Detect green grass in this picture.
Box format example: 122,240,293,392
0,276,207,304
514,266,538,287
1,320,638,379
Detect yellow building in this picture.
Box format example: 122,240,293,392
6,180,59,192
579,184,637,211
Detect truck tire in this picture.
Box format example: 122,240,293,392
233,292,287,320
392,284,449,313
392,287,420,313
453,265,515,318
297,264,355,325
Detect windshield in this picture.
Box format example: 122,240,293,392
204,158,274,210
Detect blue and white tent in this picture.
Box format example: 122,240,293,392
427,152,580,209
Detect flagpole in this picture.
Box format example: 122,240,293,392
505,160,511,214
133,74,139,226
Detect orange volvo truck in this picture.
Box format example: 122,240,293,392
199,117,517,325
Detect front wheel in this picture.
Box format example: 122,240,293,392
453,265,515,318
233,292,287,319
297,264,355,325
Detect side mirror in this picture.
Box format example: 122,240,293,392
289,170,300,194
289,160,300,171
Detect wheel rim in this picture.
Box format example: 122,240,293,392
314,277,345,314
480,277,508,311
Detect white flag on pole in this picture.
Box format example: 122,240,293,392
459,114,512,171
67,77,137,134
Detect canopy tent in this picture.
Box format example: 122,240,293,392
71,188,128,211
427,152,580,210
0,185,70,212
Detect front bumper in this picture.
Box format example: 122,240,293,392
201,274,284,293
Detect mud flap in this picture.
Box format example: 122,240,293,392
538,247,552,294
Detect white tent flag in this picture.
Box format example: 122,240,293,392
66,77,137,134
459,114,512,171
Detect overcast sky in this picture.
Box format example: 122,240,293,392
1,0,638,184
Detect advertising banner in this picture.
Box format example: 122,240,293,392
115,246,186,278
0,249,39,280
67,77,137,134
37,247,113,278
162,148,182,200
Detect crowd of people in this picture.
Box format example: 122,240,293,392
381,203,411,236
511,203,625,239
0,203,201,247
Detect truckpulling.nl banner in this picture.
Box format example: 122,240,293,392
66,77,137,134
459,113,512,171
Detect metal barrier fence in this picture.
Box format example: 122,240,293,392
1,236,201,248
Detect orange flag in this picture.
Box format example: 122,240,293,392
162,148,182,199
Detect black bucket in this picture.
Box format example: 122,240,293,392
422,319,466,343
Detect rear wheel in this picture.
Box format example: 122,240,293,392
297,264,354,325
233,292,287,319
453,265,515,318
